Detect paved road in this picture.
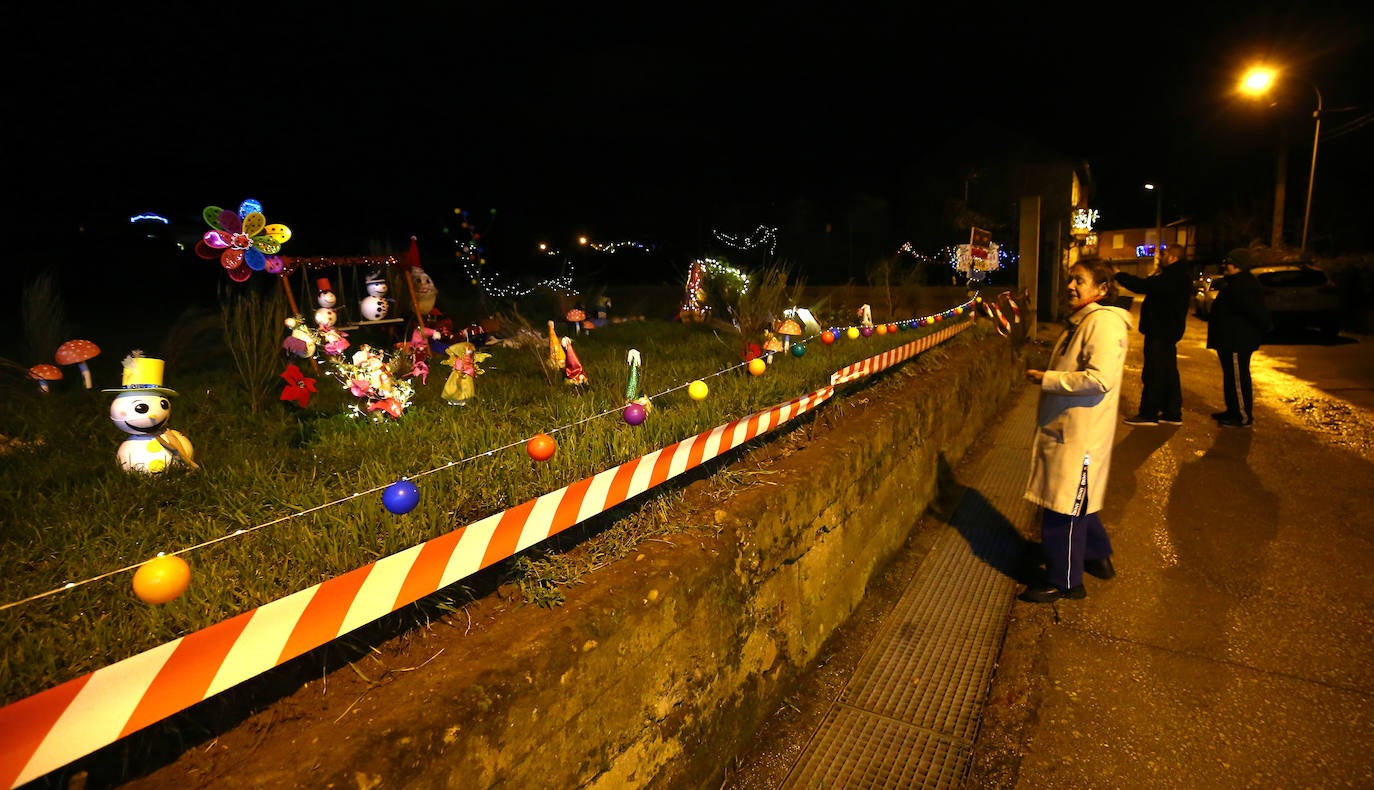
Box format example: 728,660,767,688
966,304,1374,788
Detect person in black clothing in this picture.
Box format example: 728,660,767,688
1206,250,1272,428
1115,244,1194,426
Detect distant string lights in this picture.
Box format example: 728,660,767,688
712,225,778,256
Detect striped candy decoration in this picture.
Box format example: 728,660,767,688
0,319,971,788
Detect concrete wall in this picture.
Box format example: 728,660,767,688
294,325,1030,789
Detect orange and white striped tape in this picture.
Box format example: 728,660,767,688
0,318,970,788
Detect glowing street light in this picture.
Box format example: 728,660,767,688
1239,64,1323,254
1144,183,1162,266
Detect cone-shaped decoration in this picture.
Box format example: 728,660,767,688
547,320,566,371
402,235,421,270
562,336,588,386
625,349,641,401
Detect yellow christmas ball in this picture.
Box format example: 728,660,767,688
846,326,860,340
688,380,709,400
748,357,767,376
133,554,191,604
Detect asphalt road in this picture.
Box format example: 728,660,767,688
964,303,1374,788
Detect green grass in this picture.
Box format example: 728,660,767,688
0,296,982,706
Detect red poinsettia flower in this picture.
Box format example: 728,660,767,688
280,364,317,408
367,397,404,419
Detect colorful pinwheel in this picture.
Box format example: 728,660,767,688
195,198,292,282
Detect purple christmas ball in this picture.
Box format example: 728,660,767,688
623,402,648,425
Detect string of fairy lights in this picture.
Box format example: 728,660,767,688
0,299,982,613
712,225,778,256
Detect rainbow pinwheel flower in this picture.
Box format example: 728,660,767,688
195,198,292,282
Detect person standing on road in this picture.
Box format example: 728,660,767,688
1206,250,1272,428
1115,244,1194,426
1021,257,1133,603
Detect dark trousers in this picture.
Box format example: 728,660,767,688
1216,349,1254,422
1138,334,1183,420
1040,507,1113,591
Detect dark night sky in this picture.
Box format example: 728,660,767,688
7,2,1373,276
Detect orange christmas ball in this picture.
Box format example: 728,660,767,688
747,357,767,376
133,554,191,604
875,323,888,335
527,433,557,462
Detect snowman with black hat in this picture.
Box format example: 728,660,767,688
360,269,391,321
104,352,197,474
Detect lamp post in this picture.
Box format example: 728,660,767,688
1239,66,1324,254
1300,84,1323,254
1144,183,1162,266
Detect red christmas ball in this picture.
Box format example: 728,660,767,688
527,433,557,461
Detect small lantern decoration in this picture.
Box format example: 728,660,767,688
104,353,196,474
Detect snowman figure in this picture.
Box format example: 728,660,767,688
314,277,339,330
104,353,196,474
313,277,340,327
360,270,390,321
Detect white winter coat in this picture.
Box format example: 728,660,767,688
1025,302,1133,515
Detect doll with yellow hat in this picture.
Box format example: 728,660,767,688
104,352,197,474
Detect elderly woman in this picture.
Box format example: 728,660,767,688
1022,257,1133,603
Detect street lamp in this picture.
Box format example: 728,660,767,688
1144,183,1162,266
1239,65,1323,254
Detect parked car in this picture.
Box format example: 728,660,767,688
1194,264,1342,337
1253,264,1342,337
1192,272,1222,318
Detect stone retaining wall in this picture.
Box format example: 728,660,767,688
364,325,1031,789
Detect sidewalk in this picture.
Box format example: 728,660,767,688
728,305,1374,788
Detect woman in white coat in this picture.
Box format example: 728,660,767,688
1022,257,1133,603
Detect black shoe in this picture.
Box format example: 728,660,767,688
1218,418,1253,428
1018,584,1087,603
1159,417,1183,426
1211,411,1238,421
1084,557,1116,580
1123,416,1159,426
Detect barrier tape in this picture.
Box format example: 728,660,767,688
0,318,971,788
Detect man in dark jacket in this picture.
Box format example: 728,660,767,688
1205,250,1272,427
1116,244,1194,426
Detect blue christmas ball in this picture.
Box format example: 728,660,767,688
383,479,420,515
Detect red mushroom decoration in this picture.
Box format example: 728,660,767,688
55,339,101,389
28,364,63,393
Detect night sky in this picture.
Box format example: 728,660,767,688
7,3,1373,285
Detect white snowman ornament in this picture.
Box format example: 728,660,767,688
360,270,390,321
104,354,196,474
315,277,339,328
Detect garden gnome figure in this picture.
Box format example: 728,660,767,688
104,353,196,474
